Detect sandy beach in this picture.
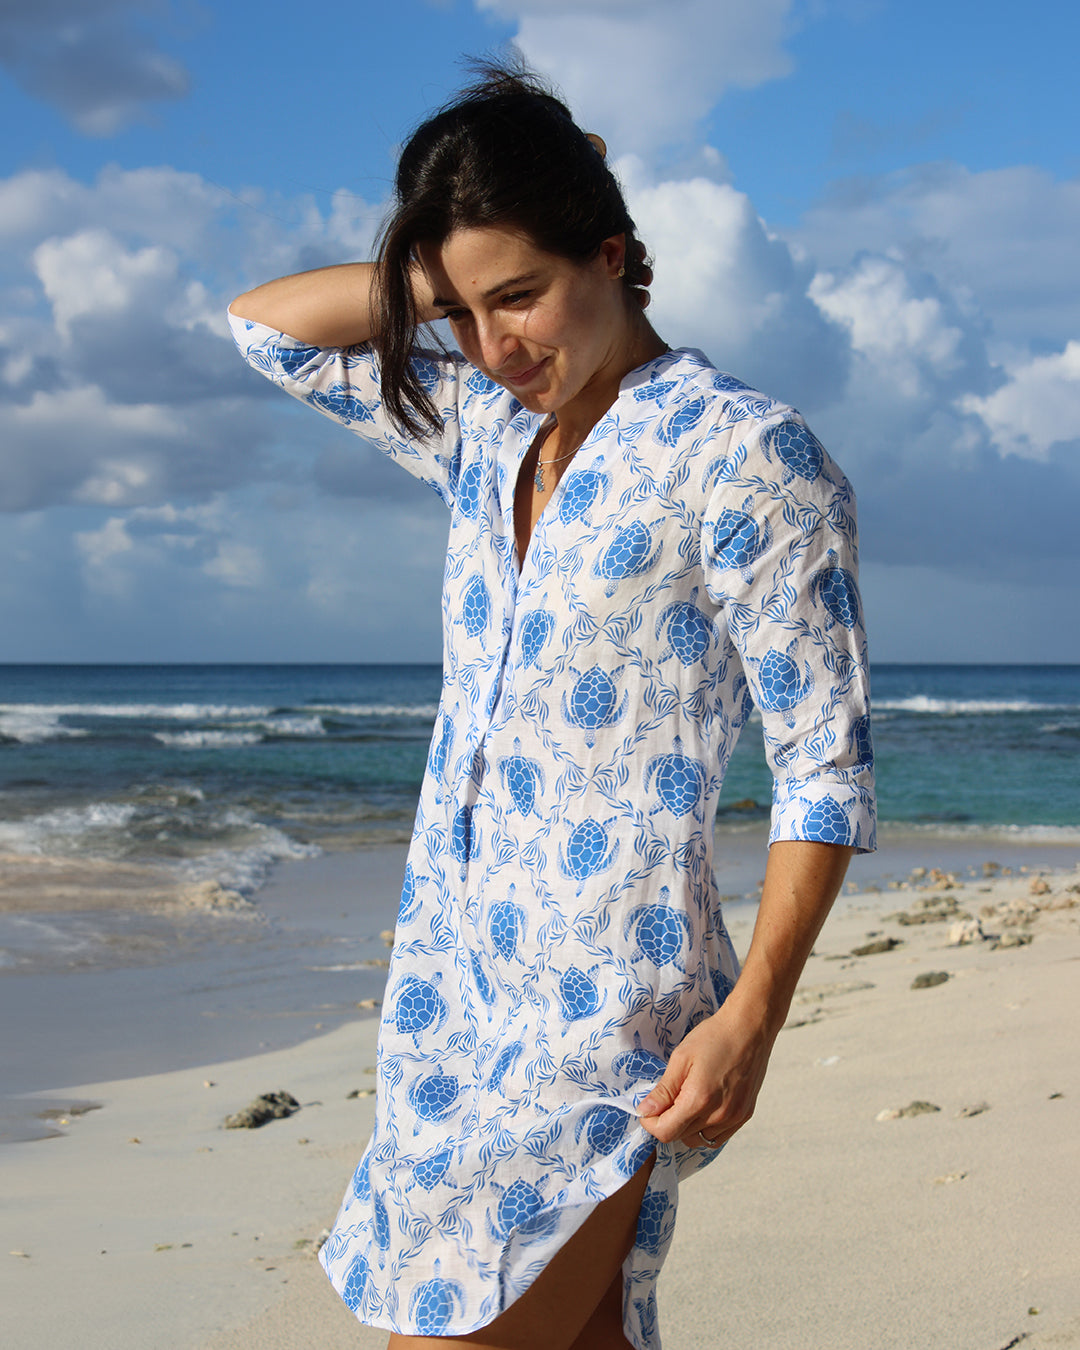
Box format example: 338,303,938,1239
3,851,1079,1350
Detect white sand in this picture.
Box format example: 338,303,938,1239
3,862,1078,1350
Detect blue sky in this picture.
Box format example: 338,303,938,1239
1,0,1078,663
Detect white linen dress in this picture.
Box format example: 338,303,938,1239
230,312,877,1349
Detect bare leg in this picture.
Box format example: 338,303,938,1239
386,1153,653,1350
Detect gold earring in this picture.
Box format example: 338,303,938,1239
617,266,626,278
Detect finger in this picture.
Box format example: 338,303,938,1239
636,1072,679,1121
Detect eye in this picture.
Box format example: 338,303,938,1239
441,307,471,324
501,291,532,306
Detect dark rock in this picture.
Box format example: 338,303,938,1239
911,971,950,989
850,937,903,956
224,1091,300,1129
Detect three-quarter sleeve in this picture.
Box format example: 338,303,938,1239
701,410,876,852
228,311,465,507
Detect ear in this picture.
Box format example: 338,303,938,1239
598,233,626,279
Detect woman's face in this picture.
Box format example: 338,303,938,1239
417,226,629,417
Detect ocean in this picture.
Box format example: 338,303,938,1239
2,662,1078,1129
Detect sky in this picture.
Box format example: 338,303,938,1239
0,0,1078,664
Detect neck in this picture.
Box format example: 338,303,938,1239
554,314,668,450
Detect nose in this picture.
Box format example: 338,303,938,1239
476,315,519,373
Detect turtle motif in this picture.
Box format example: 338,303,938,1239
350,1154,371,1202
518,609,555,667
809,549,860,630
561,666,628,747
469,950,497,1011
397,861,424,924
848,712,873,767
796,794,856,846
644,735,708,820
558,468,610,524
466,367,500,396
708,494,772,584
654,587,720,665
371,1189,391,1253
613,1031,668,1085
407,1067,461,1129
461,573,490,639
761,419,824,485
711,963,735,1008
487,1040,524,1094
657,395,708,447
428,715,454,781
273,342,320,378
574,1103,629,1164
390,972,447,1046
747,637,815,728
413,1146,455,1192
713,371,750,394
557,817,619,892
497,738,545,816
624,888,693,971
634,1293,659,1346
633,377,677,403
557,964,608,1023
618,1133,659,1179
450,804,479,876
307,384,372,425
455,458,487,520
489,886,528,962
592,521,663,598
340,1251,372,1312
409,1262,466,1336
635,1190,675,1257
410,356,441,394
487,1177,558,1243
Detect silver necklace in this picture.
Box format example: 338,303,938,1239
533,444,580,492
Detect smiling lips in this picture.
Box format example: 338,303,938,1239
500,356,549,387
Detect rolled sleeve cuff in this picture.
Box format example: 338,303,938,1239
770,772,877,853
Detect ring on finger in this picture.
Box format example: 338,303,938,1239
697,1129,722,1148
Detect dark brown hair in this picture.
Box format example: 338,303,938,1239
373,59,650,439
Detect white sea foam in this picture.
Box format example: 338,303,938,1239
0,801,140,855
306,703,440,719
0,708,88,743
877,820,1080,845
177,825,319,894
874,696,1073,715
155,730,263,749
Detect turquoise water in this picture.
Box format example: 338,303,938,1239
1,663,1078,893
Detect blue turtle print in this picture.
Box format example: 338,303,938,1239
613,1032,668,1086
497,738,545,816
592,521,663,597
409,1263,466,1336
487,1041,524,1094
761,419,825,485
654,587,720,666
487,1178,559,1243
809,548,861,630
562,666,628,748
557,965,608,1023
644,736,708,821
625,889,693,972
232,316,876,1346
518,609,555,667
747,637,815,729
558,468,610,524
557,818,620,893
488,887,528,962
390,973,447,1046
575,1104,630,1164
461,573,490,639
707,493,772,584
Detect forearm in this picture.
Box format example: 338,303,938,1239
726,839,853,1039
229,262,441,348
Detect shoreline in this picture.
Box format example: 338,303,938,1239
2,857,1078,1348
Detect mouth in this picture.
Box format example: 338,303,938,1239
500,357,549,388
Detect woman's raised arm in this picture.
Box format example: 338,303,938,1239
229,262,440,348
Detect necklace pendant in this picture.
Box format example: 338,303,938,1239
534,463,545,492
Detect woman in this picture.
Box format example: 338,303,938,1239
230,63,875,1350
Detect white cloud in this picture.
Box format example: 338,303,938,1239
962,341,1080,461
478,0,794,155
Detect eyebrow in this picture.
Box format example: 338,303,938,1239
432,272,540,309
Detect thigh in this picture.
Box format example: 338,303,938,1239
386,1153,654,1350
